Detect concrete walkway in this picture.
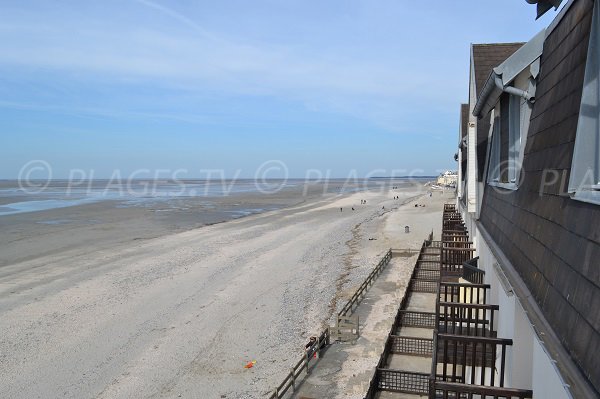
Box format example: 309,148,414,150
291,253,417,399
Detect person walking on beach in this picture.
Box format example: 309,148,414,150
340,207,343,212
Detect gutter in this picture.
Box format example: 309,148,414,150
472,29,546,118
472,72,534,118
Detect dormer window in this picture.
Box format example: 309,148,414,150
487,93,523,188
568,0,600,204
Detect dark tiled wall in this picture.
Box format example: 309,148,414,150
479,0,600,392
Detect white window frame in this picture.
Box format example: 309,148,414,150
508,94,522,184
568,0,600,205
488,109,501,184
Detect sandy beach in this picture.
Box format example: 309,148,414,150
0,182,450,399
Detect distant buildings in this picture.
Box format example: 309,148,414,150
436,170,458,187
456,0,599,398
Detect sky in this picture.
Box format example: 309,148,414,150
0,0,563,179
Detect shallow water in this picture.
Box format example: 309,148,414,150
0,178,422,217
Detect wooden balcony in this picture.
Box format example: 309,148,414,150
434,334,513,388
432,381,533,399
439,282,490,305
438,302,498,338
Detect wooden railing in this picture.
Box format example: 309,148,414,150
270,248,401,398
433,381,533,399
338,249,392,317
438,302,498,337
463,257,484,284
364,239,439,399
427,240,443,248
391,248,420,257
439,282,490,306
268,329,330,399
441,242,475,277
441,234,470,242
430,205,533,399
435,334,513,388
376,369,466,396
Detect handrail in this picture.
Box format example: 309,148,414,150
439,302,499,310
434,381,533,398
437,332,512,345
270,248,396,398
463,257,485,284
269,329,330,398
440,282,490,288
441,247,476,252
338,249,392,317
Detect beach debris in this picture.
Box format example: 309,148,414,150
244,360,257,369
405,226,410,233
368,238,377,241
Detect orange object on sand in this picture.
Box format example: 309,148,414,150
244,360,256,369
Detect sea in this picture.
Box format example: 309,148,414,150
0,178,428,218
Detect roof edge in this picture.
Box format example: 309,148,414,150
472,29,546,118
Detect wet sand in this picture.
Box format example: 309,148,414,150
0,181,448,398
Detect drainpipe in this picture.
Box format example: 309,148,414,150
494,75,535,103
472,73,535,118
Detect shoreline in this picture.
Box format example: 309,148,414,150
0,180,429,268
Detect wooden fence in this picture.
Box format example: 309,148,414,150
338,249,393,317
268,329,330,399
269,248,408,398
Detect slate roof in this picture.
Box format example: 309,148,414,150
472,43,525,98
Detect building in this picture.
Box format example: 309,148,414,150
458,0,600,398
437,170,458,187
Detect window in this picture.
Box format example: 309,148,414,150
487,93,522,188
569,0,600,204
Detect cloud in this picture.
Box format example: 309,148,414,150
0,1,466,133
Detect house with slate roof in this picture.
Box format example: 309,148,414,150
456,0,600,397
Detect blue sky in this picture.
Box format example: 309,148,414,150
0,1,562,178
